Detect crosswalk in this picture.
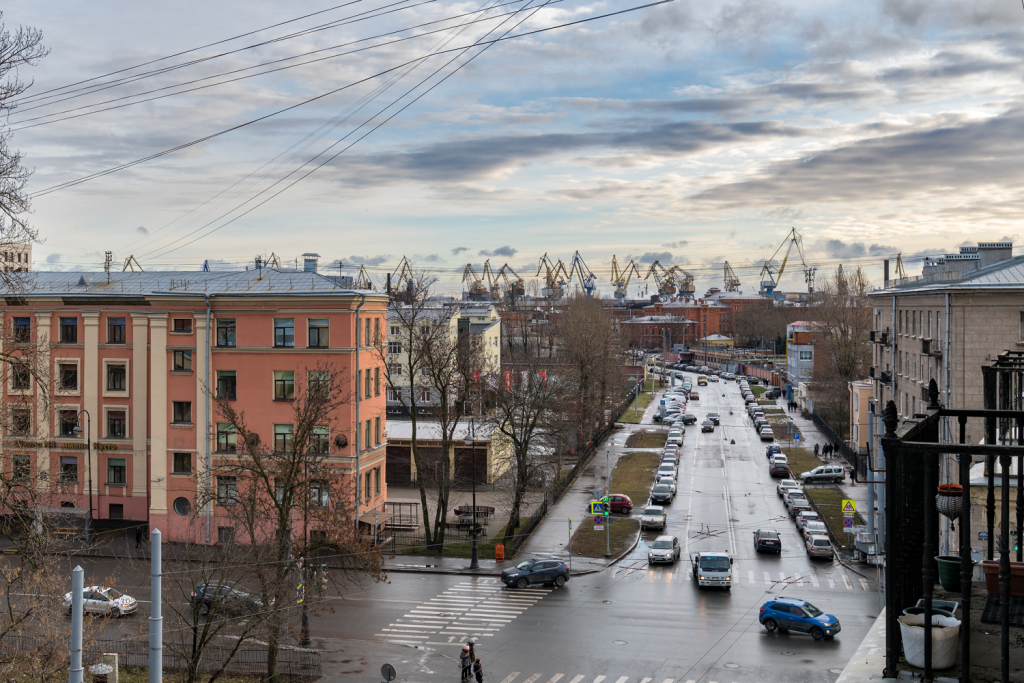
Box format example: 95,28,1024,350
374,579,550,645
609,563,873,591
499,675,750,683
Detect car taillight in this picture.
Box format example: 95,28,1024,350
759,606,767,612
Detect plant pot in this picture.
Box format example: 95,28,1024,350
935,555,974,593
935,485,962,520
903,605,955,619
981,559,1024,597
898,614,961,670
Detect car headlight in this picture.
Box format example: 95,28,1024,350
726,576,731,581
699,576,706,580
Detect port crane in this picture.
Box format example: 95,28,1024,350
758,227,815,297
723,261,741,292
610,255,641,299
567,251,598,296
536,253,569,299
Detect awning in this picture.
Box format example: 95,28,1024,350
358,511,394,525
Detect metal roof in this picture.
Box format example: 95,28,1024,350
14,268,379,297
874,255,1024,294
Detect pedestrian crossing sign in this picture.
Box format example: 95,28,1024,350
842,500,856,513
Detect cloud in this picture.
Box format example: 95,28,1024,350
639,251,673,263
45,253,61,264
347,254,391,266
819,239,896,259
136,226,149,235
420,253,442,263
662,241,688,248
451,247,469,256
479,246,517,257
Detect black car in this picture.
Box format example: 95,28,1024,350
501,559,569,589
680,413,698,425
706,413,720,425
652,414,663,422
650,483,674,504
769,462,792,478
190,583,264,616
753,529,782,553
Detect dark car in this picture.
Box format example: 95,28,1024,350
759,598,841,640
680,413,698,425
706,413,720,425
652,414,663,422
766,444,783,458
769,461,791,478
701,420,715,433
608,494,633,514
753,529,782,553
766,388,783,399
501,559,569,589
190,583,264,616
650,483,674,504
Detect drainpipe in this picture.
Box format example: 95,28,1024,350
944,292,952,554
354,293,366,530
205,294,212,544
867,403,875,537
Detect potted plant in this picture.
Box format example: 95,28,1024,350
935,484,962,520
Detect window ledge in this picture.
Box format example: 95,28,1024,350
169,371,194,376
169,331,194,336
55,342,84,346
274,398,295,402
106,482,126,487
170,471,194,477
170,422,194,429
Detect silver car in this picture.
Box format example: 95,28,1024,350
641,505,667,531
805,534,834,559
62,585,139,617
648,535,681,564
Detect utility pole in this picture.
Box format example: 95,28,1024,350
150,529,163,683
605,447,611,558
468,418,480,570
69,566,84,683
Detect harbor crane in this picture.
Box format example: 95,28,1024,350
497,263,525,301
644,261,695,297
536,253,569,299
567,251,598,296
462,263,490,300
758,227,815,297
723,261,741,292
610,255,641,299
388,256,416,301
354,264,376,290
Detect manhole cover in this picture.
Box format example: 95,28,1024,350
725,663,739,669
829,669,843,674
602,600,613,604
781,651,795,656
614,640,627,645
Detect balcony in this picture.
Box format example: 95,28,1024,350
869,367,892,384
870,329,890,346
922,337,942,357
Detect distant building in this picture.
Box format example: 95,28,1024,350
384,420,510,487
786,321,822,384
698,334,734,348
1,243,31,272
848,379,874,454
618,314,697,350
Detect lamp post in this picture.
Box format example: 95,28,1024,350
72,411,93,543
300,448,311,647
466,418,480,570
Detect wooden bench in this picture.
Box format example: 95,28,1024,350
453,506,496,524
445,521,483,538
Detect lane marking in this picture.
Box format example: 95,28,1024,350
568,676,586,683
827,575,835,589
764,571,772,585
615,677,629,683
860,578,871,591
500,675,521,683
779,572,787,583
810,574,820,588
594,677,606,683
795,574,804,587
842,573,853,590
545,676,564,683
522,675,542,683
748,570,754,584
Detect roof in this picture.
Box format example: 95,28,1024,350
787,321,822,328
699,334,733,341
14,269,378,297
386,420,496,442
876,254,1024,294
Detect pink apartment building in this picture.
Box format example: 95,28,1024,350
2,266,388,544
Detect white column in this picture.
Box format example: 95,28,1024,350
131,314,149,498
149,314,168,516
33,311,52,490
82,312,100,494
195,314,209,502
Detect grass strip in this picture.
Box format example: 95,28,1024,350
625,430,668,448
803,487,865,550
570,516,640,558
608,451,661,504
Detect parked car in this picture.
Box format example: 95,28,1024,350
795,510,822,532
760,427,776,442
661,454,678,468
608,494,633,514
800,465,846,485
759,598,840,640
656,464,677,482
190,583,263,616
805,534,835,560
766,444,783,457
706,412,720,425
790,500,814,518
801,520,828,542
648,535,681,564
710,375,720,382
770,460,791,478
689,391,700,400
501,559,570,588
782,489,806,510
777,479,801,497
667,434,683,447
681,413,698,425
701,420,715,433
63,586,139,617
650,483,674,504
659,475,677,496
753,529,782,553
641,505,667,531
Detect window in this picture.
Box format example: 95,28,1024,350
172,350,192,372
364,420,371,452
308,318,329,347
217,476,237,506
374,318,380,344
172,318,192,333
59,456,78,483
12,363,30,390
214,370,236,400
217,526,235,544
107,458,126,485
420,389,430,402
274,318,295,347
420,325,429,337
311,426,330,454
12,317,30,342
172,401,192,423
364,471,372,500
374,367,380,396
365,318,371,346
59,363,78,390
173,497,191,516
59,317,78,343
173,452,192,474
107,410,126,438
216,423,236,452
937,311,942,342
107,364,126,391
107,317,126,343
274,478,286,505
11,408,30,435
799,350,813,360
388,387,401,401
13,454,30,482
274,370,295,400
309,481,329,508
274,424,294,453
365,368,371,399
927,311,932,338
390,325,399,336
216,318,236,347
374,466,381,494
374,416,381,445
388,364,402,376
108,503,124,520
59,410,78,436
308,370,329,400
388,341,401,355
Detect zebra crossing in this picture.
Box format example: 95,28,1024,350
610,563,873,591
374,579,550,645
499,675,749,683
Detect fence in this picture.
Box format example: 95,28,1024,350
0,635,321,679
809,412,865,477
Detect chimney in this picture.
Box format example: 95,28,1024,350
883,259,889,287
302,253,320,273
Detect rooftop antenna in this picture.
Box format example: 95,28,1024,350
104,251,112,283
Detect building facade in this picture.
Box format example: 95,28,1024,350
2,269,388,543
786,321,821,384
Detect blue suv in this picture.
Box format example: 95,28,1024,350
501,559,569,589
759,598,841,640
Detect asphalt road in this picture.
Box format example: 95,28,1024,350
58,374,881,682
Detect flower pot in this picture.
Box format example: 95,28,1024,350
935,555,974,593
935,485,962,520
898,614,960,670
903,605,956,619
981,559,1024,597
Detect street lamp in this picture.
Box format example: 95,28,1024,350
465,418,481,570
71,410,93,543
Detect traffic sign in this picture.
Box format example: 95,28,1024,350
594,516,604,531
381,663,397,682
793,433,800,441
843,517,855,533
589,502,605,515
842,499,856,513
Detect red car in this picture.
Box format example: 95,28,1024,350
608,494,633,514
690,391,700,400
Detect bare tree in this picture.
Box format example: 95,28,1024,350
209,363,385,682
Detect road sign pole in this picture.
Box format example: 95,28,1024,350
568,518,572,572
605,448,611,558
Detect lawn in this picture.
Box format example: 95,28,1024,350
607,451,661,504
751,385,766,397
779,444,822,478
625,430,668,448
803,486,865,551
119,671,260,683
569,516,640,558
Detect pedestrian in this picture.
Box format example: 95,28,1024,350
814,443,820,457
135,525,143,549
474,658,484,683
851,466,858,484
460,645,472,681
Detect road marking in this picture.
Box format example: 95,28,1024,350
779,572,787,583
842,574,853,590
545,676,564,683
748,570,754,584
827,575,835,589
500,675,520,683
860,578,871,591
593,677,606,683
795,574,804,587
810,574,820,588
567,676,585,683
661,679,675,683
614,677,628,683
639,679,652,683
764,571,772,584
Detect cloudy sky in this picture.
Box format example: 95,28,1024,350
6,0,1024,294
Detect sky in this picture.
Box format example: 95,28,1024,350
5,0,1024,295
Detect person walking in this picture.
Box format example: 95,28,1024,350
135,525,144,550
813,443,820,457
460,645,472,681
474,658,484,683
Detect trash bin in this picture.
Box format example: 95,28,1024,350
897,613,960,669
494,544,504,561
89,663,114,683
